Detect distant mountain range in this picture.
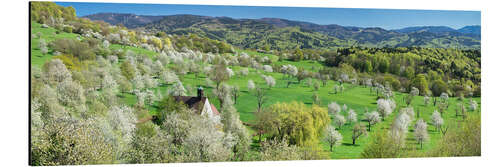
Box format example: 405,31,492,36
83,13,481,50
83,13,164,28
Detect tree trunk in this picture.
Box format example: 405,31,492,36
368,123,371,131
352,138,356,145
258,131,262,143
330,144,333,152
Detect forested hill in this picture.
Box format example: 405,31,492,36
83,13,481,50
83,13,164,28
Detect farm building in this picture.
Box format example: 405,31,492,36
173,87,220,123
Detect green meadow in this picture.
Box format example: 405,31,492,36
31,22,481,159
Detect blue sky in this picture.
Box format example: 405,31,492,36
56,2,480,30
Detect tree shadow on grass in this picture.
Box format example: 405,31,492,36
342,142,359,147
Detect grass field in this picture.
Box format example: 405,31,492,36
30,22,80,68
31,22,481,159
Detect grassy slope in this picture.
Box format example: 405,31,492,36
31,22,79,68
31,22,481,159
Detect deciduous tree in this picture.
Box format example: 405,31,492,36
334,114,346,129
352,123,367,145
364,111,381,131
431,110,444,131
414,119,429,149
323,125,343,152
328,102,341,115
347,109,357,124
247,80,255,91
168,80,186,96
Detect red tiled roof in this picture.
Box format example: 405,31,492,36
210,103,220,116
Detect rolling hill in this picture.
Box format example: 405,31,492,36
83,13,164,28
83,13,481,50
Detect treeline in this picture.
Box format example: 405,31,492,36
278,47,480,97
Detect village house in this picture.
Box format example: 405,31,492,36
173,87,220,123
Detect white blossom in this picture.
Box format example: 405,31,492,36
158,52,170,66
102,40,110,48
328,102,341,115
169,80,186,96
377,98,394,120
431,110,444,130
183,115,232,161
143,75,158,89
263,75,276,88
263,65,273,73
414,119,429,148
280,64,298,77
107,106,137,143
347,109,357,123
226,67,234,78
240,68,249,76
424,95,430,106
131,74,145,90
410,87,419,96
440,92,449,102
39,38,48,54
364,111,381,131
248,80,255,90
42,59,72,84
160,70,179,84
152,60,164,76
108,55,118,64
340,73,349,82
400,107,415,120
334,114,346,128
390,112,411,145
56,80,85,108
323,125,343,151
470,99,478,111
101,74,118,90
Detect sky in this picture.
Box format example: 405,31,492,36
56,2,480,30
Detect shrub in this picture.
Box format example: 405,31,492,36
120,61,136,81
361,130,402,158
63,25,73,33
429,115,480,156
51,38,95,60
